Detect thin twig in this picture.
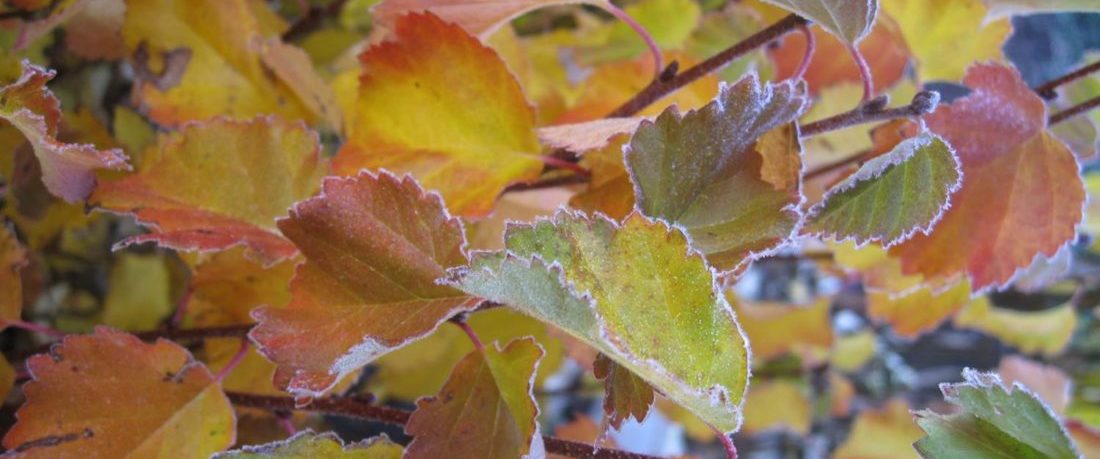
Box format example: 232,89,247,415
1034,61,1100,100
792,24,815,81
169,286,193,329
601,0,663,80
452,319,485,352
282,0,349,41
803,149,872,181
801,90,940,137
714,428,738,459
225,392,663,459
7,320,67,339
847,44,873,102
607,14,809,118
215,339,251,384
133,324,253,342
1049,95,1100,126
504,174,589,192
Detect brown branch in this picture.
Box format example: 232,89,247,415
282,0,349,42
225,392,663,459
1049,95,1100,126
133,324,253,342
1034,61,1100,100
803,149,872,181
801,90,940,137
504,174,589,192
607,14,809,118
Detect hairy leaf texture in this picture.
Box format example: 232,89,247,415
448,211,750,433
335,13,543,217
250,171,478,399
3,327,235,458
806,132,962,247
625,74,810,272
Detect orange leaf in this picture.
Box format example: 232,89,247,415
734,297,833,363
834,399,923,459
92,116,328,265
0,62,128,203
594,353,655,429
335,13,543,217
373,0,595,40
889,63,1085,291
0,226,26,326
250,171,479,399
405,337,544,459
3,327,235,458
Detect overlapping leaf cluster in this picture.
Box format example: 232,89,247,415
0,0,1096,458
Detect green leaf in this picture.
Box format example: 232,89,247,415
914,369,1082,459
761,0,879,44
447,211,750,433
625,74,809,272
214,431,403,458
805,132,962,247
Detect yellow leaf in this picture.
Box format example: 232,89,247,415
835,399,923,459
880,0,1011,81
742,380,811,435
101,253,173,331
955,298,1077,356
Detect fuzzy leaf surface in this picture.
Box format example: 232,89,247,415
215,431,403,458
761,0,878,43
806,132,961,247
250,171,478,399
448,211,750,433
625,74,809,271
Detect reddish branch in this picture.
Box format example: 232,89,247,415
801,90,940,137
607,14,809,117
1049,95,1100,126
1034,60,1100,100
225,392,663,459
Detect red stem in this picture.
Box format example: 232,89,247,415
1049,95,1100,125
215,338,251,384
454,319,485,352
1034,60,1100,99
169,286,193,328
601,0,663,80
792,24,815,81
715,429,738,459
541,155,592,177
847,44,873,102
7,320,67,339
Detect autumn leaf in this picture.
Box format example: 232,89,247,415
448,211,750,433
405,337,545,459
569,135,636,220
594,353,655,429
734,297,833,363
215,431,403,458
92,116,328,265
805,132,961,247
373,0,596,40
64,0,126,60
626,73,809,271
537,117,649,153
335,12,543,217
0,225,26,326
889,63,1085,292
255,37,343,133
250,171,479,399
880,0,1011,81
954,298,1076,356
0,62,128,203
761,0,877,44
3,327,235,458
834,399,922,459
770,12,910,95
13,0,91,52
742,380,812,435
122,0,328,126
867,281,972,339
914,369,1082,459
100,253,173,330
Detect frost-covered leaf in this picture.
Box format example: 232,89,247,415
335,12,542,217
0,62,128,203
92,116,328,264
914,369,1082,459
880,0,1011,81
215,431,403,458
889,64,1085,292
625,74,809,271
594,353,655,429
405,337,544,459
250,171,478,399
123,0,329,126
806,132,961,247
0,226,26,326
447,211,750,433
373,0,596,40
761,0,878,44
2,327,235,458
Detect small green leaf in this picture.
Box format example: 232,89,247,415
761,0,879,44
625,74,809,272
914,369,1082,459
214,431,403,458
805,132,962,247
448,211,750,433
